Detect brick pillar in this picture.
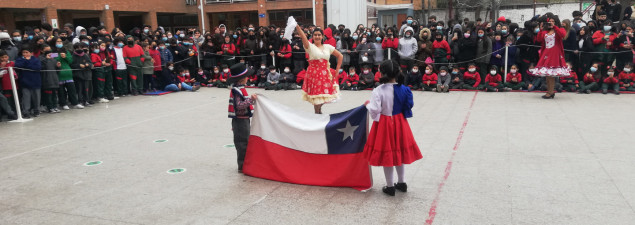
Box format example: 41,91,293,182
101,9,115,31
315,0,324,28
257,0,268,27
43,7,58,28
0,10,16,32
144,11,158,30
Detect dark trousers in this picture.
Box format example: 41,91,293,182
579,81,599,92
3,90,17,113
421,83,436,91
75,79,91,104
561,83,578,92
505,82,525,90
43,88,59,110
93,67,106,99
0,93,15,117
232,118,250,171
449,81,464,89
602,82,620,93
115,69,128,95
485,83,504,92
143,74,153,92
21,88,41,115
59,82,79,106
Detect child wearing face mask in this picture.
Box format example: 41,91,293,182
602,67,620,95
214,64,230,88
194,67,210,87
164,67,200,92
256,63,269,88
432,32,451,69
341,67,360,90
247,65,259,87
449,65,464,90
405,65,422,90
618,63,635,91
15,46,42,118
559,62,579,92
484,65,506,92
279,66,296,90
265,66,281,90
505,64,525,90
359,65,376,90
591,21,618,76
421,64,438,91
437,66,451,93
462,63,482,89
208,66,220,87
71,42,94,107
39,45,61,113
141,43,155,93
579,62,601,94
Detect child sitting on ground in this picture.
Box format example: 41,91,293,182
405,65,422,90
462,63,481,90
341,67,360,90
279,66,296,90
505,64,525,90
484,65,506,92
619,63,635,91
421,64,438,91
602,66,620,95
579,62,601,94
359,65,375,90
449,65,464,90
265,66,281,90
559,62,579,92
165,67,200,92
437,66,451,93
215,64,230,88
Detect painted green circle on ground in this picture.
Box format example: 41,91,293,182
167,168,186,174
154,139,168,143
84,161,102,166
223,144,235,148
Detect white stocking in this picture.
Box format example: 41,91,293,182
396,165,405,183
383,166,394,187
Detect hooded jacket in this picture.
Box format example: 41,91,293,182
324,28,336,47
398,27,418,59
72,26,86,44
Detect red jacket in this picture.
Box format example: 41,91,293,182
485,74,503,87
149,48,162,71
422,73,438,85
296,70,306,83
506,72,522,83
279,44,292,59
177,73,190,83
604,74,619,84
432,40,451,59
1,61,16,91
618,71,634,86
560,72,579,84
382,38,399,49
374,71,382,82
463,71,481,87
221,43,236,55
122,44,145,64
341,73,359,85
592,31,618,49
583,73,600,83
90,51,114,68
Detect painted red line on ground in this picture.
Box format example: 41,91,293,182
425,92,478,225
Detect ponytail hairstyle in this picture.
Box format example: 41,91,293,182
379,60,404,85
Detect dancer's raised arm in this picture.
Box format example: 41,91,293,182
296,25,310,50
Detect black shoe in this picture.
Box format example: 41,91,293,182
394,183,408,192
382,186,395,196
602,90,608,95
22,113,31,119
7,114,18,120
541,94,554,99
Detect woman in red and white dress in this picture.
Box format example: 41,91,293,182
533,13,570,99
295,25,344,114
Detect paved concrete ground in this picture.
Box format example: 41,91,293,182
1,88,635,225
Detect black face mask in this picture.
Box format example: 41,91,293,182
436,37,443,41
127,40,134,45
75,49,84,54
249,35,255,40
43,51,52,55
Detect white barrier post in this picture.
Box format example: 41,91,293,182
388,48,392,60
8,67,32,123
271,51,276,67
504,45,509,82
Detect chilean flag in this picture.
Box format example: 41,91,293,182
243,95,372,191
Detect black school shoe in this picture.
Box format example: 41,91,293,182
382,186,395,196
394,183,408,192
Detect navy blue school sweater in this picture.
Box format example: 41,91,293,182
15,56,42,89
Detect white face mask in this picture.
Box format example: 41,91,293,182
214,70,219,73
510,69,517,73
223,69,229,73
625,68,632,73
608,72,614,75
468,68,476,72
261,66,266,69
490,71,497,75
270,70,276,74
425,69,431,74
440,72,447,76
284,69,290,73
363,70,369,74
349,72,355,75
412,69,419,73
169,66,174,71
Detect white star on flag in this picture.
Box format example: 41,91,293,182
337,120,359,142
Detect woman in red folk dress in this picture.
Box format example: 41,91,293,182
295,24,344,114
363,60,423,196
533,13,570,99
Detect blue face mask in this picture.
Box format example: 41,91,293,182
160,46,165,50
144,29,149,33
162,37,168,41
407,20,413,25
367,32,371,36
452,71,458,75
93,49,100,54
117,43,124,48
13,37,22,42
28,35,33,40
437,26,443,31
376,37,382,42
534,28,540,34
233,35,238,39
604,26,612,32
501,30,508,35
183,42,191,46
55,43,63,48
478,33,484,38
590,67,598,72
339,69,343,73
83,41,90,45
352,36,358,40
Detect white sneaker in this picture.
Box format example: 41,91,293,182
98,98,110,103
62,105,70,110
73,104,85,109
113,96,120,100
